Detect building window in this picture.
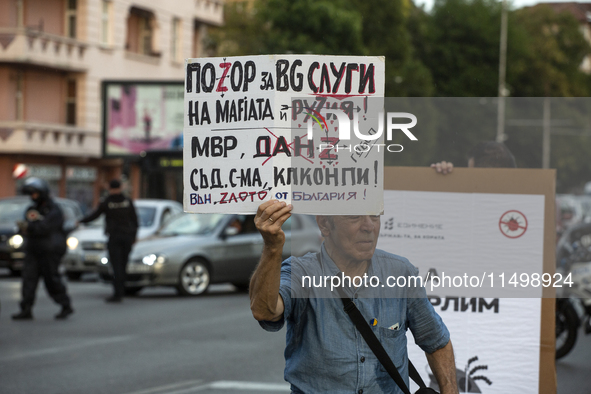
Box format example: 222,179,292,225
66,0,77,39
126,7,158,56
140,15,152,54
101,0,112,45
171,18,182,62
66,79,76,125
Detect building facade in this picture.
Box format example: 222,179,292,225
0,0,222,211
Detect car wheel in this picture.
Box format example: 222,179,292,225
177,258,210,296
66,272,82,281
124,286,144,296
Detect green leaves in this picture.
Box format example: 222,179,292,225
510,5,591,97
210,0,433,96
209,0,591,192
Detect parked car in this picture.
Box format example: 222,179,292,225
0,196,83,275
97,213,322,296
62,199,183,280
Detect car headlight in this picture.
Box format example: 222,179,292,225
8,234,24,249
141,254,166,266
101,257,109,265
66,237,79,250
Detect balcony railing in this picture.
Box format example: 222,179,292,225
0,121,99,157
0,28,88,71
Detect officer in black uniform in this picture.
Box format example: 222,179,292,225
79,179,138,302
12,177,74,320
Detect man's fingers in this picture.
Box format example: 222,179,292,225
255,201,292,249
256,200,278,218
261,202,291,225
255,200,292,231
256,200,281,223
431,161,454,175
431,163,443,173
440,161,453,174
267,205,292,226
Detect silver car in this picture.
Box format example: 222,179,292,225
99,213,322,296
62,199,183,280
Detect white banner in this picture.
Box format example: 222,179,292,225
408,298,541,393
378,190,545,393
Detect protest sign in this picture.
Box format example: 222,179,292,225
379,166,556,394
183,55,385,214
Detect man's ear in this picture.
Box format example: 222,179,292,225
316,216,332,237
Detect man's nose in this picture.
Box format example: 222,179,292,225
360,216,376,231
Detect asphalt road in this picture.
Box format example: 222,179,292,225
0,271,288,394
556,326,591,394
0,269,590,394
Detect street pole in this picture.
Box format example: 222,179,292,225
496,0,508,143
542,97,551,169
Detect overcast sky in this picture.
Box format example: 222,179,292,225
414,0,590,12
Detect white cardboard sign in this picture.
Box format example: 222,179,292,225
183,55,385,214
377,190,545,393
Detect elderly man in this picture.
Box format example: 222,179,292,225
250,200,458,394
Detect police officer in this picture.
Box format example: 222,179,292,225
79,179,138,302
12,177,74,320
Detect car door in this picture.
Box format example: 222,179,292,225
216,215,263,283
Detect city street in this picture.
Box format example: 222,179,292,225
0,270,288,394
0,269,590,394
556,325,591,394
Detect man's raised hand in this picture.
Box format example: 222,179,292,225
431,161,454,175
254,200,293,249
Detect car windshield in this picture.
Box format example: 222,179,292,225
0,200,29,223
137,207,156,227
159,213,225,236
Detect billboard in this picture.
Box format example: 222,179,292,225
102,81,184,156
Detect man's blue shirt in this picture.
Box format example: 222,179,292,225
260,245,450,394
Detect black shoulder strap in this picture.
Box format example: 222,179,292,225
316,253,429,394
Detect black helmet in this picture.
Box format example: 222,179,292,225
21,177,50,200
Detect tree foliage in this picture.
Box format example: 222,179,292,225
210,0,591,192
418,0,506,96
210,0,434,96
510,5,591,97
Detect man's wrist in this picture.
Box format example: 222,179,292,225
263,244,284,256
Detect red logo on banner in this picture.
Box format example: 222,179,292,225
499,210,528,239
